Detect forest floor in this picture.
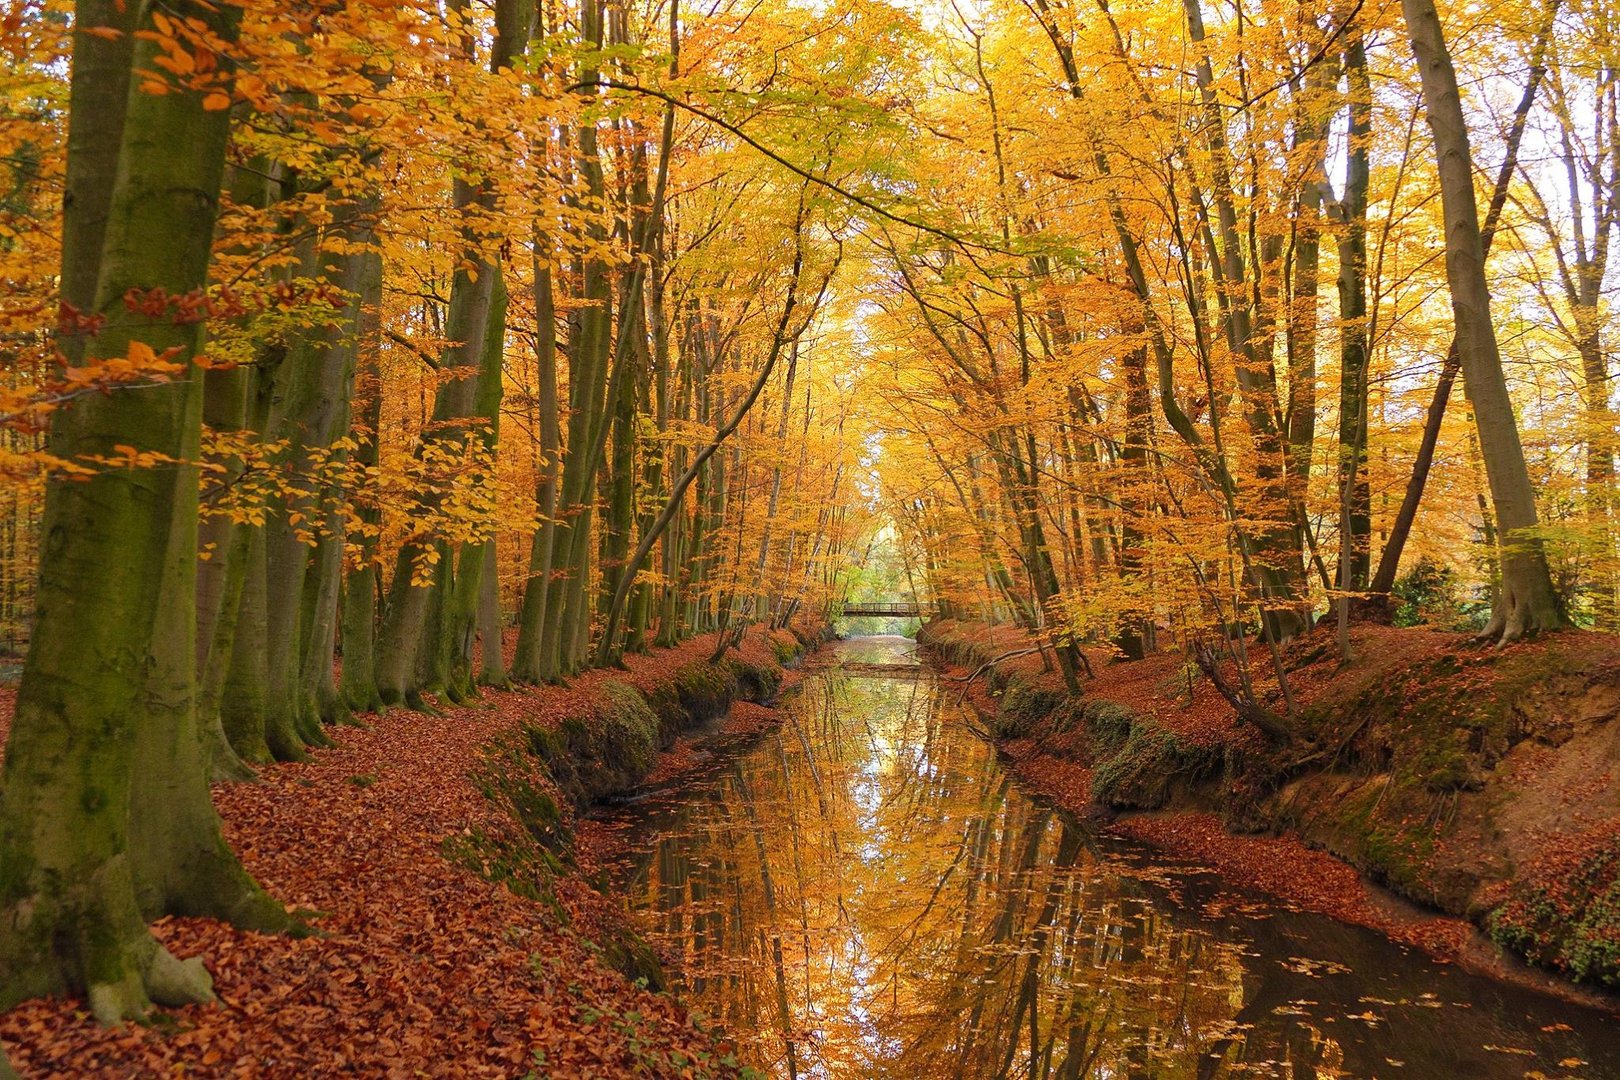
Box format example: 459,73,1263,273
924,618,1620,1009
0,626,812,1079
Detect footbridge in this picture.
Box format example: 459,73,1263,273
838,600,933,618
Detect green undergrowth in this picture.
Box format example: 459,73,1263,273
1488,825,1620,987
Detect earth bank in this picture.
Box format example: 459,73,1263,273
919,617,1620,996
0,623,826,1078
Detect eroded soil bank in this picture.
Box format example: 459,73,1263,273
920,618,1620,1002
0,623,824,1077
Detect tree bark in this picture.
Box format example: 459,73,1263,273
0,1,287,1023
1336,32,1372,593
1402,0,1567,641
1370,0,1555,600
338,251,387,714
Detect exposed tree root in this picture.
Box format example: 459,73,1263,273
294,709,335,749
403,690,444,717
1474,577,1568,649
208,738,260,785
87,938,215,1026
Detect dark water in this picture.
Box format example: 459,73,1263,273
598,637,1620,1078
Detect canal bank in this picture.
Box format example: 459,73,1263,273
919,618,1620,1005
590,636,1620,1078
0,624,824,1078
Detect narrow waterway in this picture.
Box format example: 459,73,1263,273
598,638,1620,1078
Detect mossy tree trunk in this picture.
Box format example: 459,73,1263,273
201,159,290,766
261,235,361,751
338,251,387,714
511,240,563,682
476,540,508,686
373,224,499,706
540,0,614,678
195,360,258,781
473,276,512,689
443,273,510,697
0,0,287,1023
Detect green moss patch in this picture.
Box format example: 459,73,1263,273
1090,720,1226,809
446,725,575,902
989,682,1066,738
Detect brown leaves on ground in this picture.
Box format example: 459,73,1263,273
0,628,800,1079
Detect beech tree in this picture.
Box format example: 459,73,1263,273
1402,0,1567,642
0,0,289,1022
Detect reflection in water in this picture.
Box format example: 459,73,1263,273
601,638,1620,1078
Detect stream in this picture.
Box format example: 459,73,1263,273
598,636,1620,1078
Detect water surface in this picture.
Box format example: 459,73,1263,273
600,637,1620,1078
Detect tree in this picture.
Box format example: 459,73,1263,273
1402,0,1568,642
0,0,289,1023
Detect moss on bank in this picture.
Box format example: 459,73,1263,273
450,627,817,987
919,618,1620,991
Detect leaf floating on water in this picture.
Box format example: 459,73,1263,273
1359,993,1444,1009
1282,956,1351,977
1482,1044,1536,1055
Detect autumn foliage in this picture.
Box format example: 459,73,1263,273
2,0,1620,1068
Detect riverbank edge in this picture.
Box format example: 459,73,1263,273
0,622,831,1077
450,622,835,987
919,618,1620,1010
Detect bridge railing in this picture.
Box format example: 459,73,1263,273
838,602,933,617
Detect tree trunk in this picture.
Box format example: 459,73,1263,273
511,241,563,681
338,251,386,714
0,1,287,1023
476,540,508,686
1336,32,1373,593
540,0,614,677
375,0,530,703
1402,0,1567,641
1370,0,1554,600
374,215,501,705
